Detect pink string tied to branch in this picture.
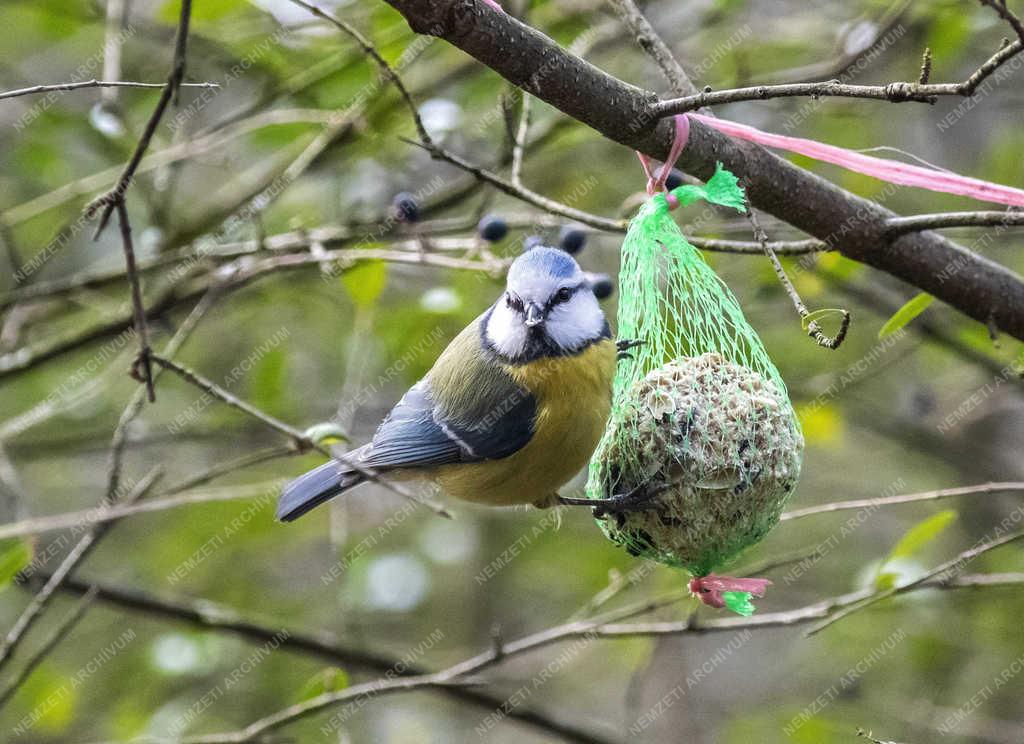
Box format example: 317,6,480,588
636,114,690,209
640,112,1024,209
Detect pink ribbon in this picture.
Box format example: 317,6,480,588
689,112,1024,208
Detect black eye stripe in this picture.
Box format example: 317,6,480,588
547,283,583,310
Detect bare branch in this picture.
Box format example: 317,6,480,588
806,525,1024,635
0,80,217,102
113,555,1024,742
24,573,619,744
0,468,161,675
149,353,452,518
655,35,1024,116
0,480,287,541
115,202,155,402
781,481,1024,521
0,287,222,678
0,587,98,711
884,209,1024,235
979,0,1024,47
85,0,193,236
285,0,434,145
382,0,1024,340
510,93,531,187
746,205,850,349
607,0,696,97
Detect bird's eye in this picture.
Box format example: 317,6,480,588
555,287,573,303
506,293,523,311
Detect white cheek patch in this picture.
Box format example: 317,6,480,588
485,302,529,357
545,292,605,351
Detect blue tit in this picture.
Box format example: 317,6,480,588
277,245,619,521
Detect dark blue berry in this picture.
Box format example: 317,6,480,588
558,226,586,254
523,235,545,251
393,192,419,222
589,273,614,300
664,168,685,191
478,215,508,242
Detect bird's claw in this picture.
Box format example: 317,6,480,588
616,338,644,361
557,481,669,518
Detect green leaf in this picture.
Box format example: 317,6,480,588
873,572,899,592
878,293,934,339
0,538,33,590
888,510,958,562
304,423,349,445
297,667,350,702
801,308,846,331
341,260,388,308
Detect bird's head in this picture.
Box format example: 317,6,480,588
484,245,609,362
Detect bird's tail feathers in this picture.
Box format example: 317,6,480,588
277,459,363,522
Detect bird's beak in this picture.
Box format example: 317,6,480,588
524,302,544,328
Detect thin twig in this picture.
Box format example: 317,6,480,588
766,0,912,84
113,562,1024,743
149,353,452,518
746,205,850,349
285,0,627,232
510,93,531,187
805,525,1024,635
0,468,161,675
884,210,1024,235
9,479,1013,543
85,0,193,236
655,37,1024,116
115,202,155,402
607,0,696,97
0,289,219,677
157,445,298,497
0,587,98,711
979,0,1024,47
781,482,1024,521
150,354,311,449
0,481,282,541
24,574,619,744
285,0,432,144
404,137,628,231
0,80,217,102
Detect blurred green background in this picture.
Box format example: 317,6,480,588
1,0,1023,742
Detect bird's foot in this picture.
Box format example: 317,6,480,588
688,574,772,616
616,338,644,361
557,481,669,518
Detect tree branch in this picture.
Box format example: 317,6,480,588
606,0,695,97
0,587,97,711
115,202,155,402
85,0,193,236
0,468,160,675
149,353,452,518
781,481,1024,521
26,574,619,744
109,555,1024,742
382,0,1024,340
0,80,217,102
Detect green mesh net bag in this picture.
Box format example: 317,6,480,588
585,163,804,616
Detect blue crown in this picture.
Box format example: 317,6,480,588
510,245,579,281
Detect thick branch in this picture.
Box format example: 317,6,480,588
383,0,1024,340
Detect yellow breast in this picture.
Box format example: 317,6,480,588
436,339,617,506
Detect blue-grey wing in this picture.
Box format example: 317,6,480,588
360,376,535,471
